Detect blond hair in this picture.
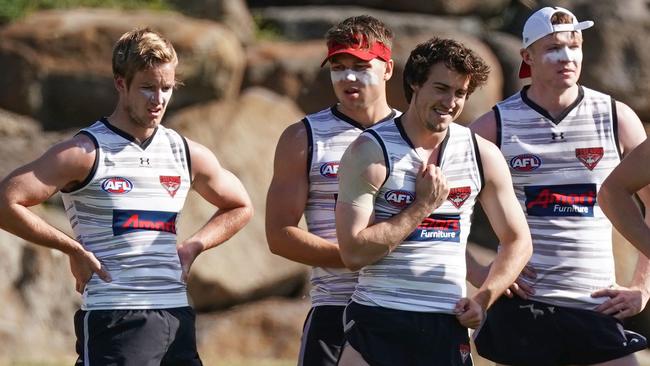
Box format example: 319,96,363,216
112,27,178,87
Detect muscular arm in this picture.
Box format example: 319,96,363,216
595,102,650,317
265,122,344,268
469,110,498,145
471,136,532,310
0,134,110,290
335,134,448,271
177,139,254,280
465,111,500,286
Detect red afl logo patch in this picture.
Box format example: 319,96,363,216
101,177,133,194
160,176,181,197
575,147,604,170
447,186,471,208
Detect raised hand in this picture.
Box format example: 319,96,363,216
415,164,449,212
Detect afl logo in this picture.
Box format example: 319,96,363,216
320,161,339,178
385,190,414,207
101,177,133,194
510,154,541,171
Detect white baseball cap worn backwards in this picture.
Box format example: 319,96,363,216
519,6,594,78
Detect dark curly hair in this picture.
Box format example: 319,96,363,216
403,37,490,103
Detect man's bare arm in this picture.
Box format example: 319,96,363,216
265,122,345,268
177,139,254,281
0,134,111,291
470,136,532,310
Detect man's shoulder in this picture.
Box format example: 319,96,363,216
580,85,611,101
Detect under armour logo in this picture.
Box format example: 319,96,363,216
519,304,545,319
551,132,565,141
140,157,150,166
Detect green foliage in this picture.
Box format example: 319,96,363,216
0,0,173,25
252,14,283,41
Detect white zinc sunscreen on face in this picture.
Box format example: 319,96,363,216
331,69,380,86
141,88,173,105
543,46,583,64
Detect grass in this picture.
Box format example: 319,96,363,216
0,0,172,24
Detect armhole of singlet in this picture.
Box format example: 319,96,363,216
180,134,193,184
471,132,485,193
365,129,391,187
302,118,313,184
611,98,622,160
61,131,100,194
493,105,503,149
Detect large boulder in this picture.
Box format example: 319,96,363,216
167,0,256,44
242,40,326,113
166,87,309,311
0,8,244,130
0,205,79,363
249,0,510,17
196,297,310,362
481,31,528,99
572,0,650,122
254,6,484,41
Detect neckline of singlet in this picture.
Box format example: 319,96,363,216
392,116,450,167
520,84,585,125
100,117,159,150
330,105,397,130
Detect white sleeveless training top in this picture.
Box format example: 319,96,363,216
351,118,483,313
61,119,191,310
304,106,399,307
497,85,620,309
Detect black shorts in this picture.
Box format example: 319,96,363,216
342,302,473,366
474,296,647,366
73,307,203,366
298,305,346,366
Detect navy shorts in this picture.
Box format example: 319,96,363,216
474,296,647,366
342,302,473,366
298,305,346,366
74,307,203,366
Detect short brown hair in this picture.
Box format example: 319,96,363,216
549,11,582,42
112,27,178,87
325,15,394,51
403,38,490,103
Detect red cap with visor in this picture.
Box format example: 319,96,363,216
321,34,391,67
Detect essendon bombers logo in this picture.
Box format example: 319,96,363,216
575,147,604,170
319,161,339,178
524,183,597,217
447,186,471,208
406,214,461,242
459,344,471,364
385,190,415,208
160,176,181,197
112,209,177,236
